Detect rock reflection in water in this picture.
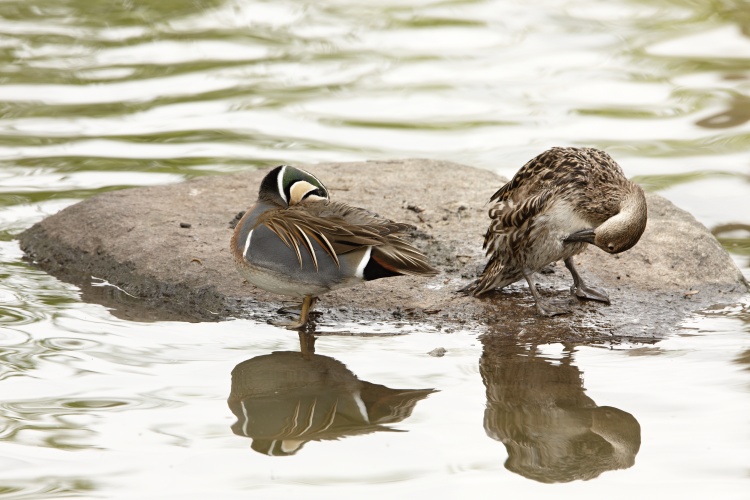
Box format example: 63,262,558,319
227,333,435,456
480,339,641,483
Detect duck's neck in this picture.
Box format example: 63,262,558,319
603,184,647,249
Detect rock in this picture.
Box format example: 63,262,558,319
18,159,748,343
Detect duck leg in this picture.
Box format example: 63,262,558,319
564,258,610,304
298,330,317,358
523,271,571,316
273,295,318,330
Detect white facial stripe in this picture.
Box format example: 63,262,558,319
243,229,253,258
277,165,288,204
354,246,372,279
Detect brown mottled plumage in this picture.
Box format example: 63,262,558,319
465,147,647,316
231,165,438,329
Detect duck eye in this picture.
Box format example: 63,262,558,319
607,243,615,251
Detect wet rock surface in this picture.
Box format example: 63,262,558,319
19,159,748,343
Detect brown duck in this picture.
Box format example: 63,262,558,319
465,147,648,316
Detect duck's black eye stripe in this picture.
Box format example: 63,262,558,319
302,188,326,201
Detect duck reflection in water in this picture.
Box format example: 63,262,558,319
228,333,435,456
480,338,641,483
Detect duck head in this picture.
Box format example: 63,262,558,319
565,184,648,254
258,165,329,207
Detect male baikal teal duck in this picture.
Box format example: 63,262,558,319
231,165,438,329
464,147,647,316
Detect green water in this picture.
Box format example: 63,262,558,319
1,0,749,498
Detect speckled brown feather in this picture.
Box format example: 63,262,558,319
471,147,644,296
488,147,628,221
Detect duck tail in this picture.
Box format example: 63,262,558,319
463,259,519,296
458,279,479,295
364,240,438,281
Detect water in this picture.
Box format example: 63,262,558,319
1,0,750,498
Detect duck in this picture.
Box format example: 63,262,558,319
464,147,647,316
230,165,438,329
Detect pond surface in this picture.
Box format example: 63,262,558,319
1,0,750,498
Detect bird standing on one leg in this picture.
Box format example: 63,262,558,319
231,165,438,329
465,147,648,316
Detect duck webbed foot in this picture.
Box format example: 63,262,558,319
564,258,610,304
571,283,610,304
523,272,572,317
272,296,318,330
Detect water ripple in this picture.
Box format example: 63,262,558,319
0,328,30,346
0,394,181,449
37,337,100,351
0,306,37,327
0,479,96,500
0,0,748,496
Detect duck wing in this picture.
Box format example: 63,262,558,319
490,146,601,204
320,201,438,277
489,150,559,203
470,190,552,295
255,202,437,276
483,189,554,253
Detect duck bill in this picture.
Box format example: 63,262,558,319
564,228,596,244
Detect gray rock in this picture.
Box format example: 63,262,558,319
18,159,748,343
